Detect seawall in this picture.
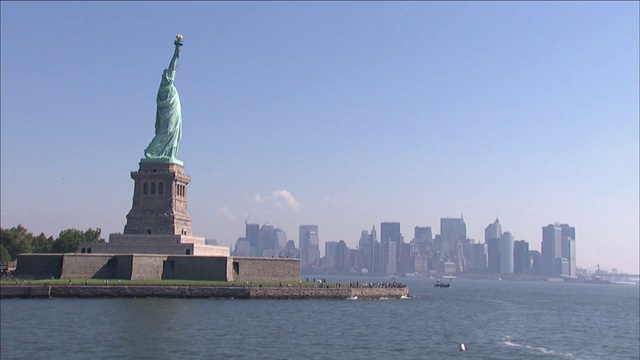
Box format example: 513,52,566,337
0,285,409,300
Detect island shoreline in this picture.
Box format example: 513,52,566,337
0,284,409,300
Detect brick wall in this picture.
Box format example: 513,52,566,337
14,254,63,279
231,257,300,282
130,255,167,280
60,255,114,279
162,256,228,281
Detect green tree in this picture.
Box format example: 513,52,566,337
0,225,34,260
83,228,105,243
32,233,54,253
53,228,104,253
0,244,11,262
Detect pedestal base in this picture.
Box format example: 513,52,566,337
78,234,230,257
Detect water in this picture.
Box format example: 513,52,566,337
1,277,638,359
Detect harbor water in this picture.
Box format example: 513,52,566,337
1,277,638,359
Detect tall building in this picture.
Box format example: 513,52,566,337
245,223,260,257
358,225,380,273
542,224,563,276
487,238,500,274
386,240,397,275
500,232,514,273
513,240,530,274
559,224,576,277
273,228,287,252
541,223,576,277
380,222,402,274
529,250,543,275
485,218,502,274
414,226,433,253
440,217,467,272
280,240,300,259
414,254,429,274
299,225,318,252
258,225,274,256
233,237,251,256
465,242,487,271
414,226,432,242
399,242,413,274
441,217,466,249
335,240,349,271
485,218,502,241
299,225,319,268
324,241,338,269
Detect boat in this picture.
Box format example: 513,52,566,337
434,280,450,288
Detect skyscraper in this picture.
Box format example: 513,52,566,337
441,217,466,272
485,218,502,274
324,241,338,269
413,226,433,255
559,224,576,277
380,222,402,274
485,218,502,241
487,238,500,273
245,223,260,257
335,240,349,271
513,240,530,274
465,242,487,271
358,226,380,273
273,228,287,252
258,224,275,257
386,240,397,275
500,232,514,273
299,225,319,268
541,223,576,277
542,224,563,276
299,225,318,255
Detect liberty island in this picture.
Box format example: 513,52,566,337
10,35,298,284
5,35,409,299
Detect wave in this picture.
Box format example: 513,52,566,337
503,336,575,359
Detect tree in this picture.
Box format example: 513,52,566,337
0,244,11,263
53,228,105,253
32,233,54,253
0,225,34,260
83,228,105,243
53,229,83,253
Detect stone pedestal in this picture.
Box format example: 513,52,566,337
124,161,193,236
81,161,230,257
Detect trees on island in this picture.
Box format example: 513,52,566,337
0,225,105,262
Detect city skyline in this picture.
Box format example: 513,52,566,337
1,2,638,273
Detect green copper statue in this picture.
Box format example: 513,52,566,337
142,34,185,165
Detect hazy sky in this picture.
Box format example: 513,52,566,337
1,2,638,273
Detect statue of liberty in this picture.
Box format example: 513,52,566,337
142,34,185,165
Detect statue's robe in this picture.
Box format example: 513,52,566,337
144,68,182,161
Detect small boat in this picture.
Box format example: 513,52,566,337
434,280,450,288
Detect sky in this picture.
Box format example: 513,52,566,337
1,2,638,274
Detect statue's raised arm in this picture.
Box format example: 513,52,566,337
168,34,183,74
142,34,185,166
